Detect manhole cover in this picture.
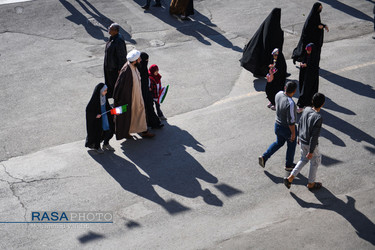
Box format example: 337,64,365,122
14,6,23,14
150,40,165,47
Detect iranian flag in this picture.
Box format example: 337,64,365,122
157,85,169,104
110,105,128,115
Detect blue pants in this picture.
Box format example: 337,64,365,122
263,123,297,166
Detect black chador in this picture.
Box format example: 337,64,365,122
292,2,326,65
265,49,287,106
85,83,114,150
297,43,320,108
137,52,163,129
240,8,285,77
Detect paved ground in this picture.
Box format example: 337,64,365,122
0,0,374,249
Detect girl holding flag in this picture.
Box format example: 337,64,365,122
85,83,115,153
149,64,167,121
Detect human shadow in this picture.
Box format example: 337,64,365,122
324,96,356,115
253,78,266,92
291,188,375,246
89,151,190,215
320,0,373,22
320,127,346,147
320,68,375,99
59,0,135,43
121,122,223,207
133,0,242,52
321,109,375,148
264,170,308,187
321,154,342,166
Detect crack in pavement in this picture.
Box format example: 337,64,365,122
0,163,88,221
0,30,74,41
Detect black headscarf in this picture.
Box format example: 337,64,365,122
240,8,284,77
137,52,162,128
292,2,324,63
85,83,114,148
297,43,320,107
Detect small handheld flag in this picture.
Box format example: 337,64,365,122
157,85,169,104
110,105,128,115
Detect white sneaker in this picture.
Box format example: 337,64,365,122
102,144,115,151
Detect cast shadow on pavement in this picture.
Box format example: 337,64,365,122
133,0,242,52
59,0,135,43
264,170,309,187
121,122,224,207
321,109,375,151
323,96,356,115
291,189,375,246
319,0,373,22
90,150,191,215
319,68,375,99
78,231,105,244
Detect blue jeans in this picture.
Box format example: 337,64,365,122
263,123,297,166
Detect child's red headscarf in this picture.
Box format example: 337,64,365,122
148,64,161,83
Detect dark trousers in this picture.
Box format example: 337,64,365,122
154,101,164,117
104,68,119,98
263,123,297,167
102,130,113,146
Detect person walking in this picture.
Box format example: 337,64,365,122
259,81,298,171
297,43,320,112
142,0,161,10
113,50,155,140
292,2,329,66
284,93,325,191
85,83,115,153
265,48,287,110
240,8,286,78
149,64,167,121
138,52,164,129
169,0,194,20
104,23,127,98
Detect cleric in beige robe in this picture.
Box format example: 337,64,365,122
113,50,155,140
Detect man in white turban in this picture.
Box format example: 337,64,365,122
113,50,155,139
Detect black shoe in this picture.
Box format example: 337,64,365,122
152,3,161,7
152,124,164,129
286,72,291,77
142,4,150,9
258,156,265,168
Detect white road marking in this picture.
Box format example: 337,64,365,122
0,0,31,5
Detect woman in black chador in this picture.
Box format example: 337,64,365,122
240,8,286,78
297,43,320,112
292,2,329,65
138,52,164,129
85,83,115,153
265,48,287,110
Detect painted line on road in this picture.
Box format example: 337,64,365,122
0,0,31,5
321,61,375,76
212,91,262,107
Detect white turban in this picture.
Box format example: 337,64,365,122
127,50,141,62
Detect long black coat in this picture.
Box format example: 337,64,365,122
292,2,325,63
265,53,287,105
113,63,133,140
138,53,161,128
85,83,114,149
240,8,285,77
297,44,320,107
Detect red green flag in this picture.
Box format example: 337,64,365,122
110,105,127,115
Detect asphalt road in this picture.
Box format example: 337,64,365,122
0,0,374,249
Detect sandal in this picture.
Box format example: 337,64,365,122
308,182,322,191
283,177,291,189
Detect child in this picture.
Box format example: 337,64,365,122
149,64,167,120
85,83,115,153
284,93,325,191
